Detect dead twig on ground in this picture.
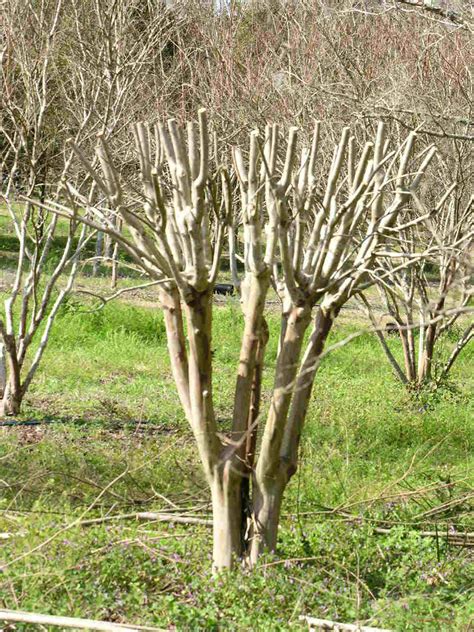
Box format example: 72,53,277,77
0,609,165,632
300,615,391,631
79,511,212,528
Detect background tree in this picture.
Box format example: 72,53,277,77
359,183,472,388
0,0,91,415
57,0,177,283
0,0,178,414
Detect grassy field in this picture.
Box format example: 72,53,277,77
0,293,472,631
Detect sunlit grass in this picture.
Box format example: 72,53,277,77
0,299,472,630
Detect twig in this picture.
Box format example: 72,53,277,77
0,468,131,571
300,616,391,632
0,609,165,632
373,527,474,547
393,0,465,26
414,493,474,520
75,279,173,311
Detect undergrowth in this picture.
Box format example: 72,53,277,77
0,301,472,630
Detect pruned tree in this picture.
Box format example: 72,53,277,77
0,0,177,415
43,111,442,569
0,200,89,416
0,0,92,415
359,186,473,388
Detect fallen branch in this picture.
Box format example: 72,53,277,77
373,527,474,548
1,468,132,571
300,616,391,632
79,511,212,527
288,507,474,547
414,492,474,520
0,609,165,632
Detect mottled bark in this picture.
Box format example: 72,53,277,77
0,333,22,416
211,465,244,570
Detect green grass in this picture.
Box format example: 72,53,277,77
0,299,472,630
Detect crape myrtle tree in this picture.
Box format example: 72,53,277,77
0,0,92,415
46,110,441,569
360,186,473,388
0,0,174,414
0,198,90,416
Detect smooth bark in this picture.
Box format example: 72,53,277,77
211,468,244,569
251,304,312,560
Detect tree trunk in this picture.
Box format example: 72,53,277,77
0,343,6,399
0,338,22,416
92,231,104,277
250,307,336,564
183,289,221,483
0,382,22,416
440,323,473,380
241,317,269,537
251,303,312,561
159,288,192,421
104,233,113,260
111,242,119,288
418,321,437,383
161,285,246,571
249,479,285,564
399,326,415,383
280,307,336,479
230,272,271,559
232,272,270,438
211,466,244,570
182,288,244,570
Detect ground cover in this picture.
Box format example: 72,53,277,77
0,299,472,630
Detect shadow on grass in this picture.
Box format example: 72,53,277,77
0,414,179,435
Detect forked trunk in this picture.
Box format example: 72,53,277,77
250,307,336,564
251,304,312,561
